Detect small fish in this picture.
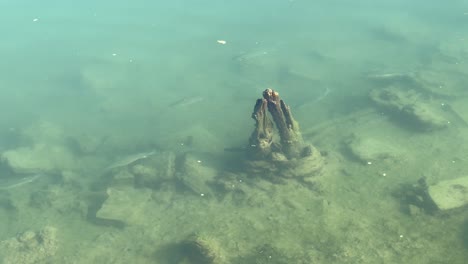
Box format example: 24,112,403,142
169,96,204,108
366,72,413,83
294,87,332,109
105,151,156,171
312,86,331,103
232,49,272,62
0,174,43,190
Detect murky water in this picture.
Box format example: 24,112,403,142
0,1,467,263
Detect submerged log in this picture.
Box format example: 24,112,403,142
262,88,304,159
248,98,273,159
246,88,324,179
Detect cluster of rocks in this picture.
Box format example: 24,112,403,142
94,149,221,224
95,90,327,229
367,69,468,215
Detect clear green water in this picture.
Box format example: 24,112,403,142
1,0,468,263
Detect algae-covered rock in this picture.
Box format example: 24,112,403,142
177,154,217,197
1,143,78,174
96,186,153,225
131,151,177,187
346,136,402,163
370,87,448,130
29,184,88,217
401,103,448,129
177,233,228,264
0,226,58,264
428,176,468,211
1,121,80,174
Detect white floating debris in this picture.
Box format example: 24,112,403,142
216,40,227,45
33,18,39,22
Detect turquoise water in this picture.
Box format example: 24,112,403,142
1,0,468,263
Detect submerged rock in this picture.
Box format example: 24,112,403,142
0,226,58,264
177,154,217,197
428,176,468,211
1,143,78,174
177,233,228,264
346,135,403,163
95,186,153,225
0,121,80,174
370,87,449,131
